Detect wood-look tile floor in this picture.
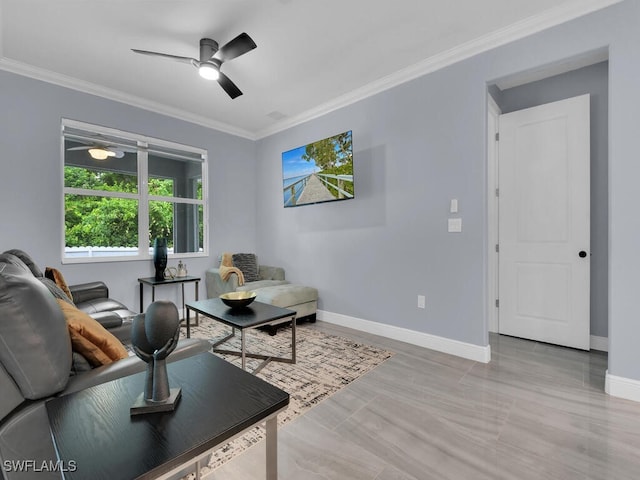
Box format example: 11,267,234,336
205,322,640,480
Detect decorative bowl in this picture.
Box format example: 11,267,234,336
220,291,257,309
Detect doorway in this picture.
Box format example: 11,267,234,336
487,59,609,351
499,95,590,349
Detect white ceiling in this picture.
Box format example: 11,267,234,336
0,0,620,139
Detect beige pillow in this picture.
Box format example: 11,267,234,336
56,299,128,367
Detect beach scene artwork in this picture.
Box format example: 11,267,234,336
281,130,353,207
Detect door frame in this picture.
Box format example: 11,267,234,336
487,95,500,333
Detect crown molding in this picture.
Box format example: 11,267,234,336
0,0,622,141
255,0,622,139
0,58,256,140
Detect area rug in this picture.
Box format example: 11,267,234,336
181,318,394,476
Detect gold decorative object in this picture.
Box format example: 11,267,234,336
220,291,257,308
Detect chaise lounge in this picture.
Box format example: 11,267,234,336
205,253,318,333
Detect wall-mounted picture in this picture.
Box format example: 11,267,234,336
281,130,354,208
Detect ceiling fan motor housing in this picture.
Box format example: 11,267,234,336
200,38,219,62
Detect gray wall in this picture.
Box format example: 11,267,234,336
255,1,640,381
493,61,609,339
2,1,640,383
0,70,258,311
256,67,489,346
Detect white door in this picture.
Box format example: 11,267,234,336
498,94,590,350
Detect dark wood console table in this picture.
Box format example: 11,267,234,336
138,275,200,326
46,353,289,479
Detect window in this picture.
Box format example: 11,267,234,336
62,119,207,262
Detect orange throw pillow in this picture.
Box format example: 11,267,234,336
45,267,74,302
55,299,128,367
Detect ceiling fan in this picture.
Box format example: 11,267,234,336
67,144,127,160
131,33,257,99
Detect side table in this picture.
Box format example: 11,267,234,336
138,276,201,327
46,353,289,480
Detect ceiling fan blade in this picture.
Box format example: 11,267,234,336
217,72,243,99
214,33,257,62
131,49,195,65
67,146,91,151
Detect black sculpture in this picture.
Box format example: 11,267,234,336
153,237,168,280
130,301,181,415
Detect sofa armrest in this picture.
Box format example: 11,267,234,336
205,267,239,298
63,355,145,395
89,311,123,329
258,265,285,281
62,338,211,395
69,281,109,304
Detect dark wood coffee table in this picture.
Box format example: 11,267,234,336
46,353,289,480
186,298,296,373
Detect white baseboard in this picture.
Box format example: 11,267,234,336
605,370,640,403
590,335,608,352
317,310,491,363
318,311,640,403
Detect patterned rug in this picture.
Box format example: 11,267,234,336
180,317,394,476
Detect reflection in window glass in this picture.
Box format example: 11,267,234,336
149,177,174,197
149,202,203,254
64,159,138,193
148,152,202,200
64,195,138,256
149,200,174,249
62,120,207,261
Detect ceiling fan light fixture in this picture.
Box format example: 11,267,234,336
132,32,255,98
198,63,219,81
88,148,115,160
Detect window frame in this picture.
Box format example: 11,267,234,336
61,119,208,264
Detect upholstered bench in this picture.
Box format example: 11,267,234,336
238,283,318,335
237,283,317,335
252,284,317,319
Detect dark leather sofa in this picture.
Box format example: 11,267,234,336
70,281,136,342
0,252,210,480
2,248,137,343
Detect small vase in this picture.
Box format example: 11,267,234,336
153,238,168,280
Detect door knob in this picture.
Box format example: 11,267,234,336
578,251,588,258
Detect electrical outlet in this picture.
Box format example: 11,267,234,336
448,218,462,233
417,295,426,309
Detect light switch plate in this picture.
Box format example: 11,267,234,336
450,199,458,213
418,295,426,309
448,218,462,233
